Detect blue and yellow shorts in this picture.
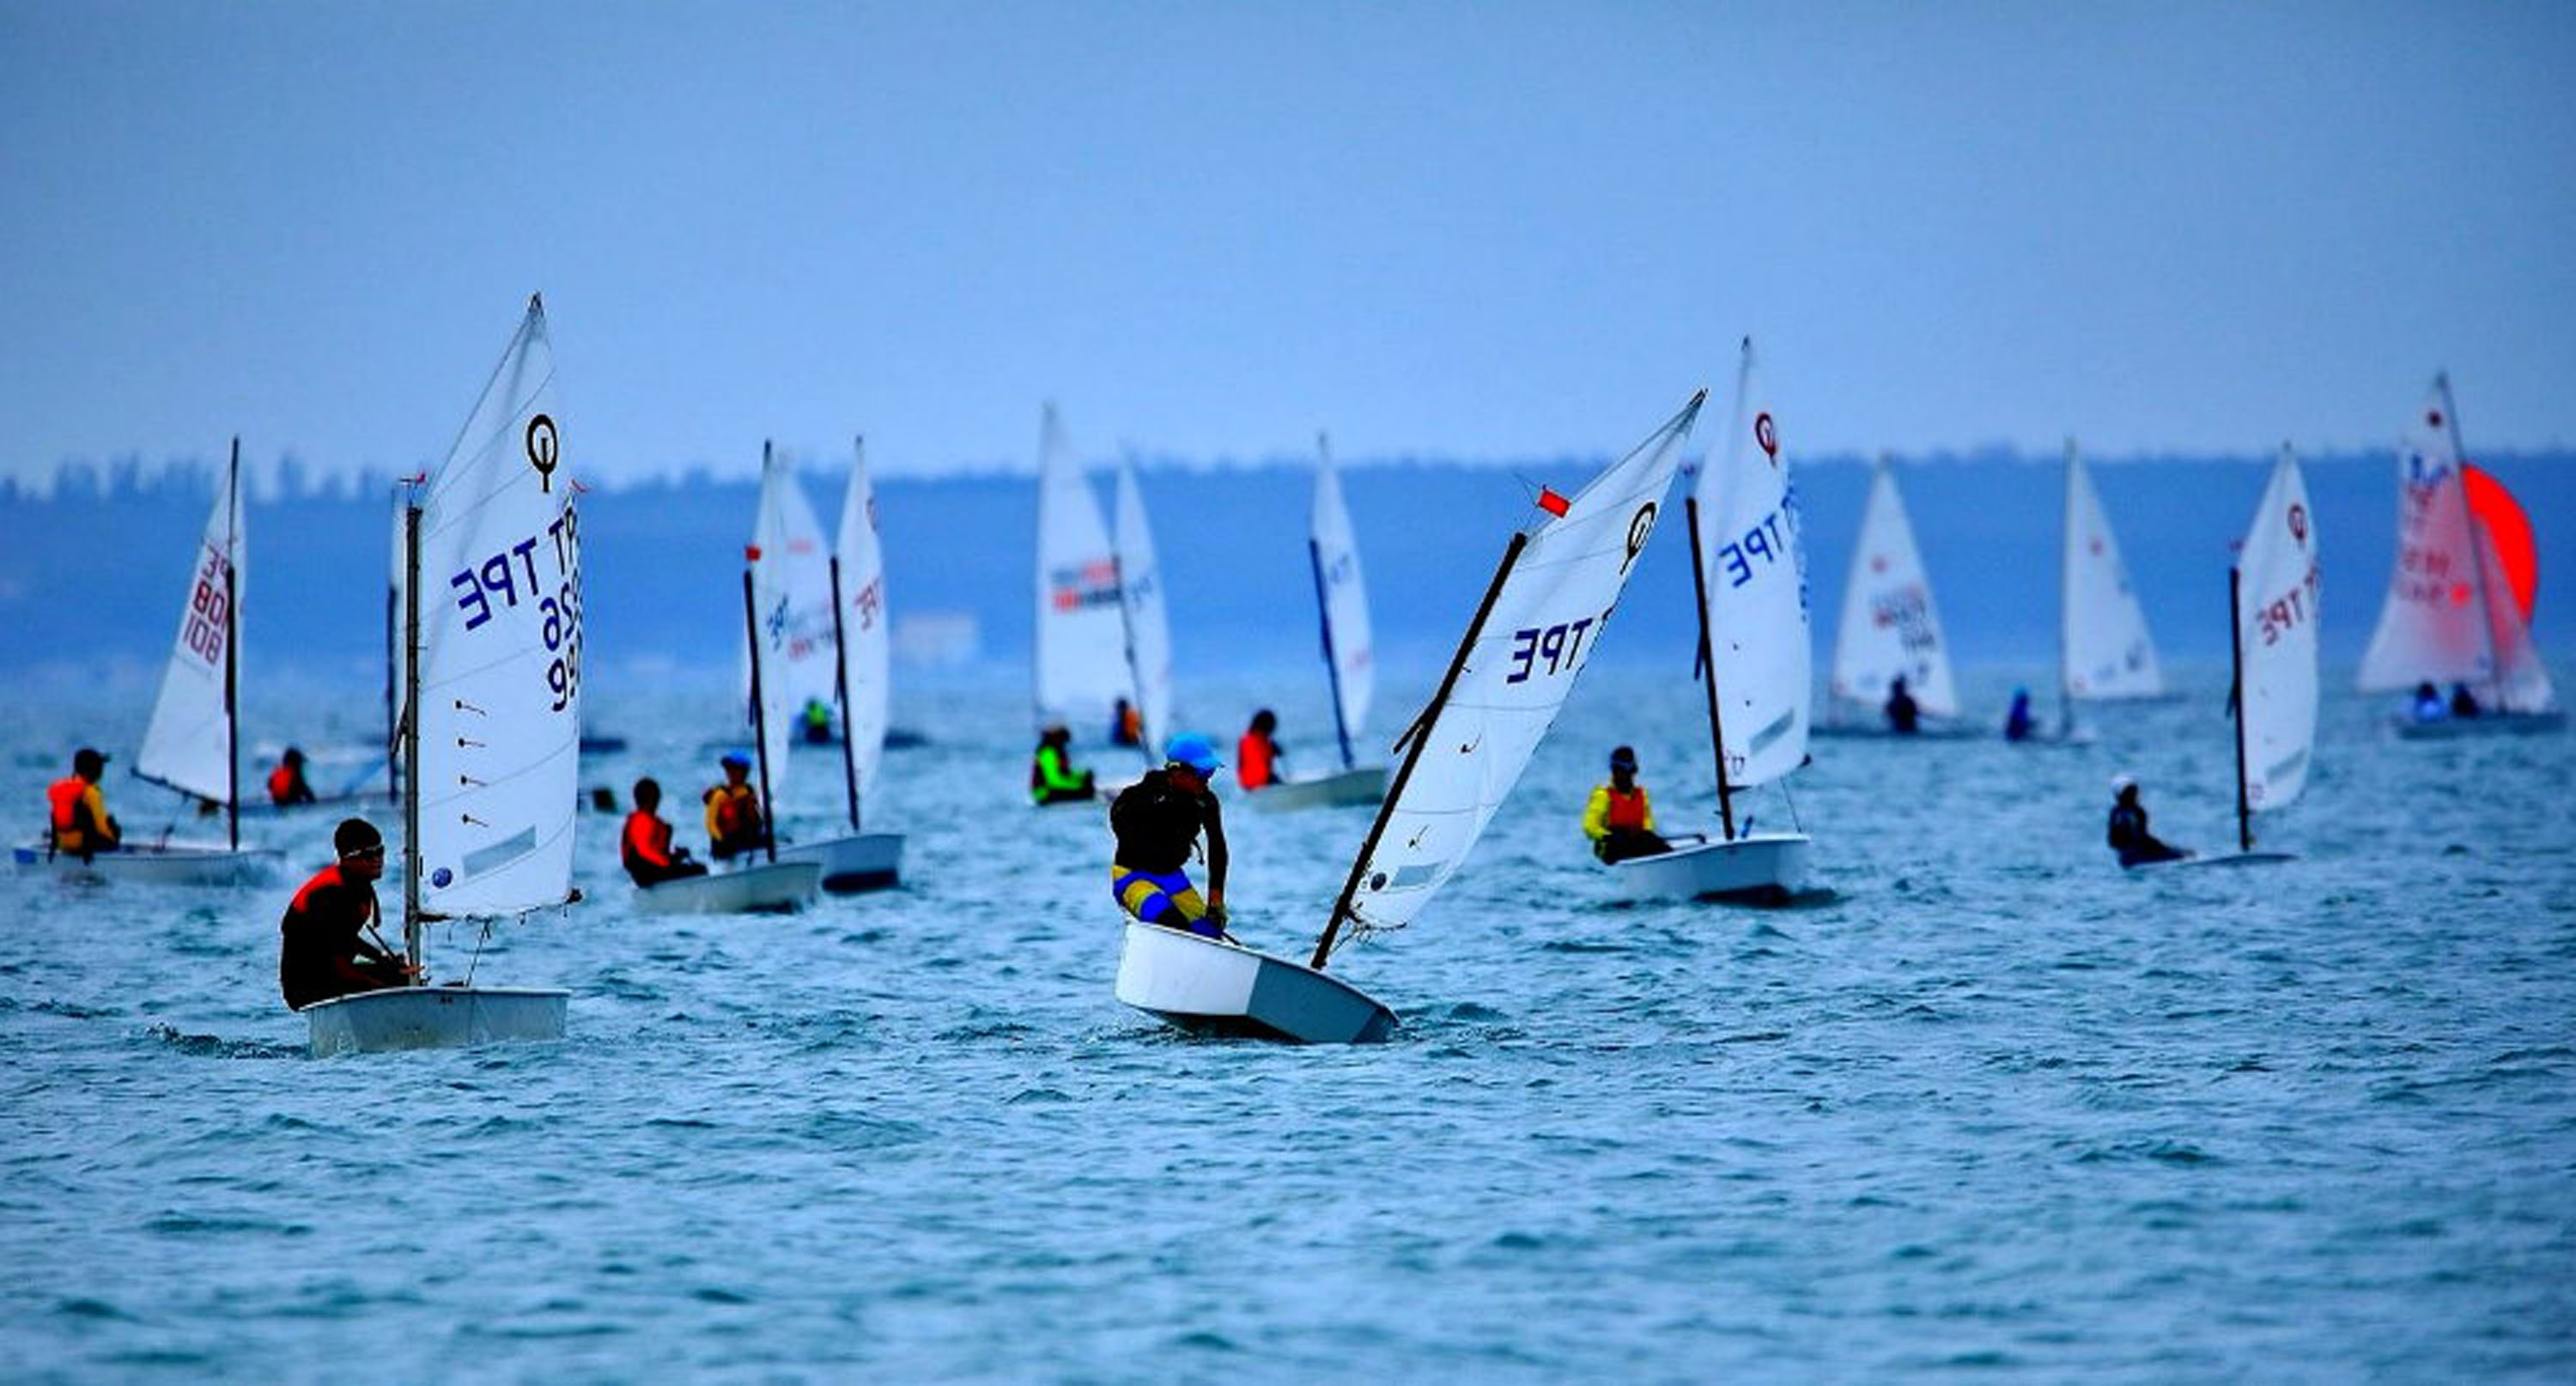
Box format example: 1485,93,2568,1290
1111,866,1218,936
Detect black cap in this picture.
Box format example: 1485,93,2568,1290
73,746,108,773
1609,745,1638,770
333,818,384,856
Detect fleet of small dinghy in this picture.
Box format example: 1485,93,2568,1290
1244,433,1389,812
1608,339,1813,904
2357,374,2562,737
300,295,575,1055
1115,391,1704,1043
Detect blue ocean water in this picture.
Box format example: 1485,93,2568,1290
3,665,2573,1381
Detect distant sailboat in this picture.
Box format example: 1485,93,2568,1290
793,435,907,891
2168,443,2318,869
16,439,281,885
2357,374,2562,737
1248,433,1389,811
1611,338,1811,903
300,295,574,1053
1112,454,1176,767
1032,404,1129,747
1821,456,1969,736
1115,391,1704,1043
2055,438,2169,737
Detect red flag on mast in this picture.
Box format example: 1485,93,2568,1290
1535,487,1571,517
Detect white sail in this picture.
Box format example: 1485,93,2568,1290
1327,393,1699,950
2235,445,2320,814
1695,338,1810,788
748,446,835,788
413,296,580,917
835,438,892,801
137,446,243,806
1114,457,1175,754
1830,459,1958,718
2357,374,2555,711
1309,435,1376,758
2061,441,2166,700
1033,404,1127,732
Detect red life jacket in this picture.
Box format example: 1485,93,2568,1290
706,783,762,842
1236,733,1277,790
266,763,297,804
47,776,106,850
1602,785,1650,832
623,810,672,870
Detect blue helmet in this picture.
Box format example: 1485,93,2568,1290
1164,733,1221,776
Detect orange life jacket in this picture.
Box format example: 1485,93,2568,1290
1602,785,1650,832
267,763,297,804
705,782,762,843
47,776,107,851
1236,733,1277,790
623,810,673,870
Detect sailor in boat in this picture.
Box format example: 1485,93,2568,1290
44,746,121,860
799,696,835,745
1109,733,1230,939
1109,696,1143,749
1886,675,1921,734
2449,683,2482,719
1030,724,1097,805
1583,746,1672,865
622,777,709,887
1236,708,1285,792
702,752,769,862
266,747,318,806
278,818,417,1010
2105,775,2190,868
2410,681,2447,723
2003,688,2035,743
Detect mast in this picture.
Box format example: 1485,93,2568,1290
383,489,399,803
2435,374,2507,711
1313,532,1528,970
222,438,241,853
828,555,862,830
1308,537,1356,771
401,499,424,971
1684,496,1735,841
2228,565,2251,854
2058,439,2077,736
742,567,780,863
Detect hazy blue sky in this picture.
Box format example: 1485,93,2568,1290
4,1,2571,483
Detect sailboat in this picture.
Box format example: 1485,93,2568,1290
1247,433,1389,811
2051,438,2169,739
786,435,905,891
1820,455,1971,737
1611,340,1811,903
1112,453,1176,768
1115,391,1704,1043
299,295,573,1053
2358,374,2562,738
2167,443,2318,869
17,439,282,885
640,441,833,914
1032,403,1129,757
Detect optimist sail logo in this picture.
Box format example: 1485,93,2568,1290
526,415,560,491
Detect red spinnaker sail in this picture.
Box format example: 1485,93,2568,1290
2463,465,2537,621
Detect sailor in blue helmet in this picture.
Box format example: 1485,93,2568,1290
1109,733,1231,938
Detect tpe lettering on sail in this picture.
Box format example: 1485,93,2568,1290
447,504,582,711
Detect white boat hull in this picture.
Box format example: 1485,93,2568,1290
1811,721,1984,741
12,842,281,887
774,832,903,892
2390,710,2566,739
632,860,821,915
1115,921,1396,1044
1605,832,1811,904
301,985,569,1055
1243,765,1388,812
2131,850,2296,871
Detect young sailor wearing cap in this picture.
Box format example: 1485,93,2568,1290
703,751,769,862
1109,733,1231,939
45,746,121,860
2105,774,2190,867
279,818,418,1009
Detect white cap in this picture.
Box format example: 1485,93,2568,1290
2110,773,2136,793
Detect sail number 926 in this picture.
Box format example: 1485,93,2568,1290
448,506,583,712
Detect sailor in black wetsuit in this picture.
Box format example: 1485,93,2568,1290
2105,776,2189,868
1886,674,1921,734
1109,733,1230,938
279,818,417,1009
